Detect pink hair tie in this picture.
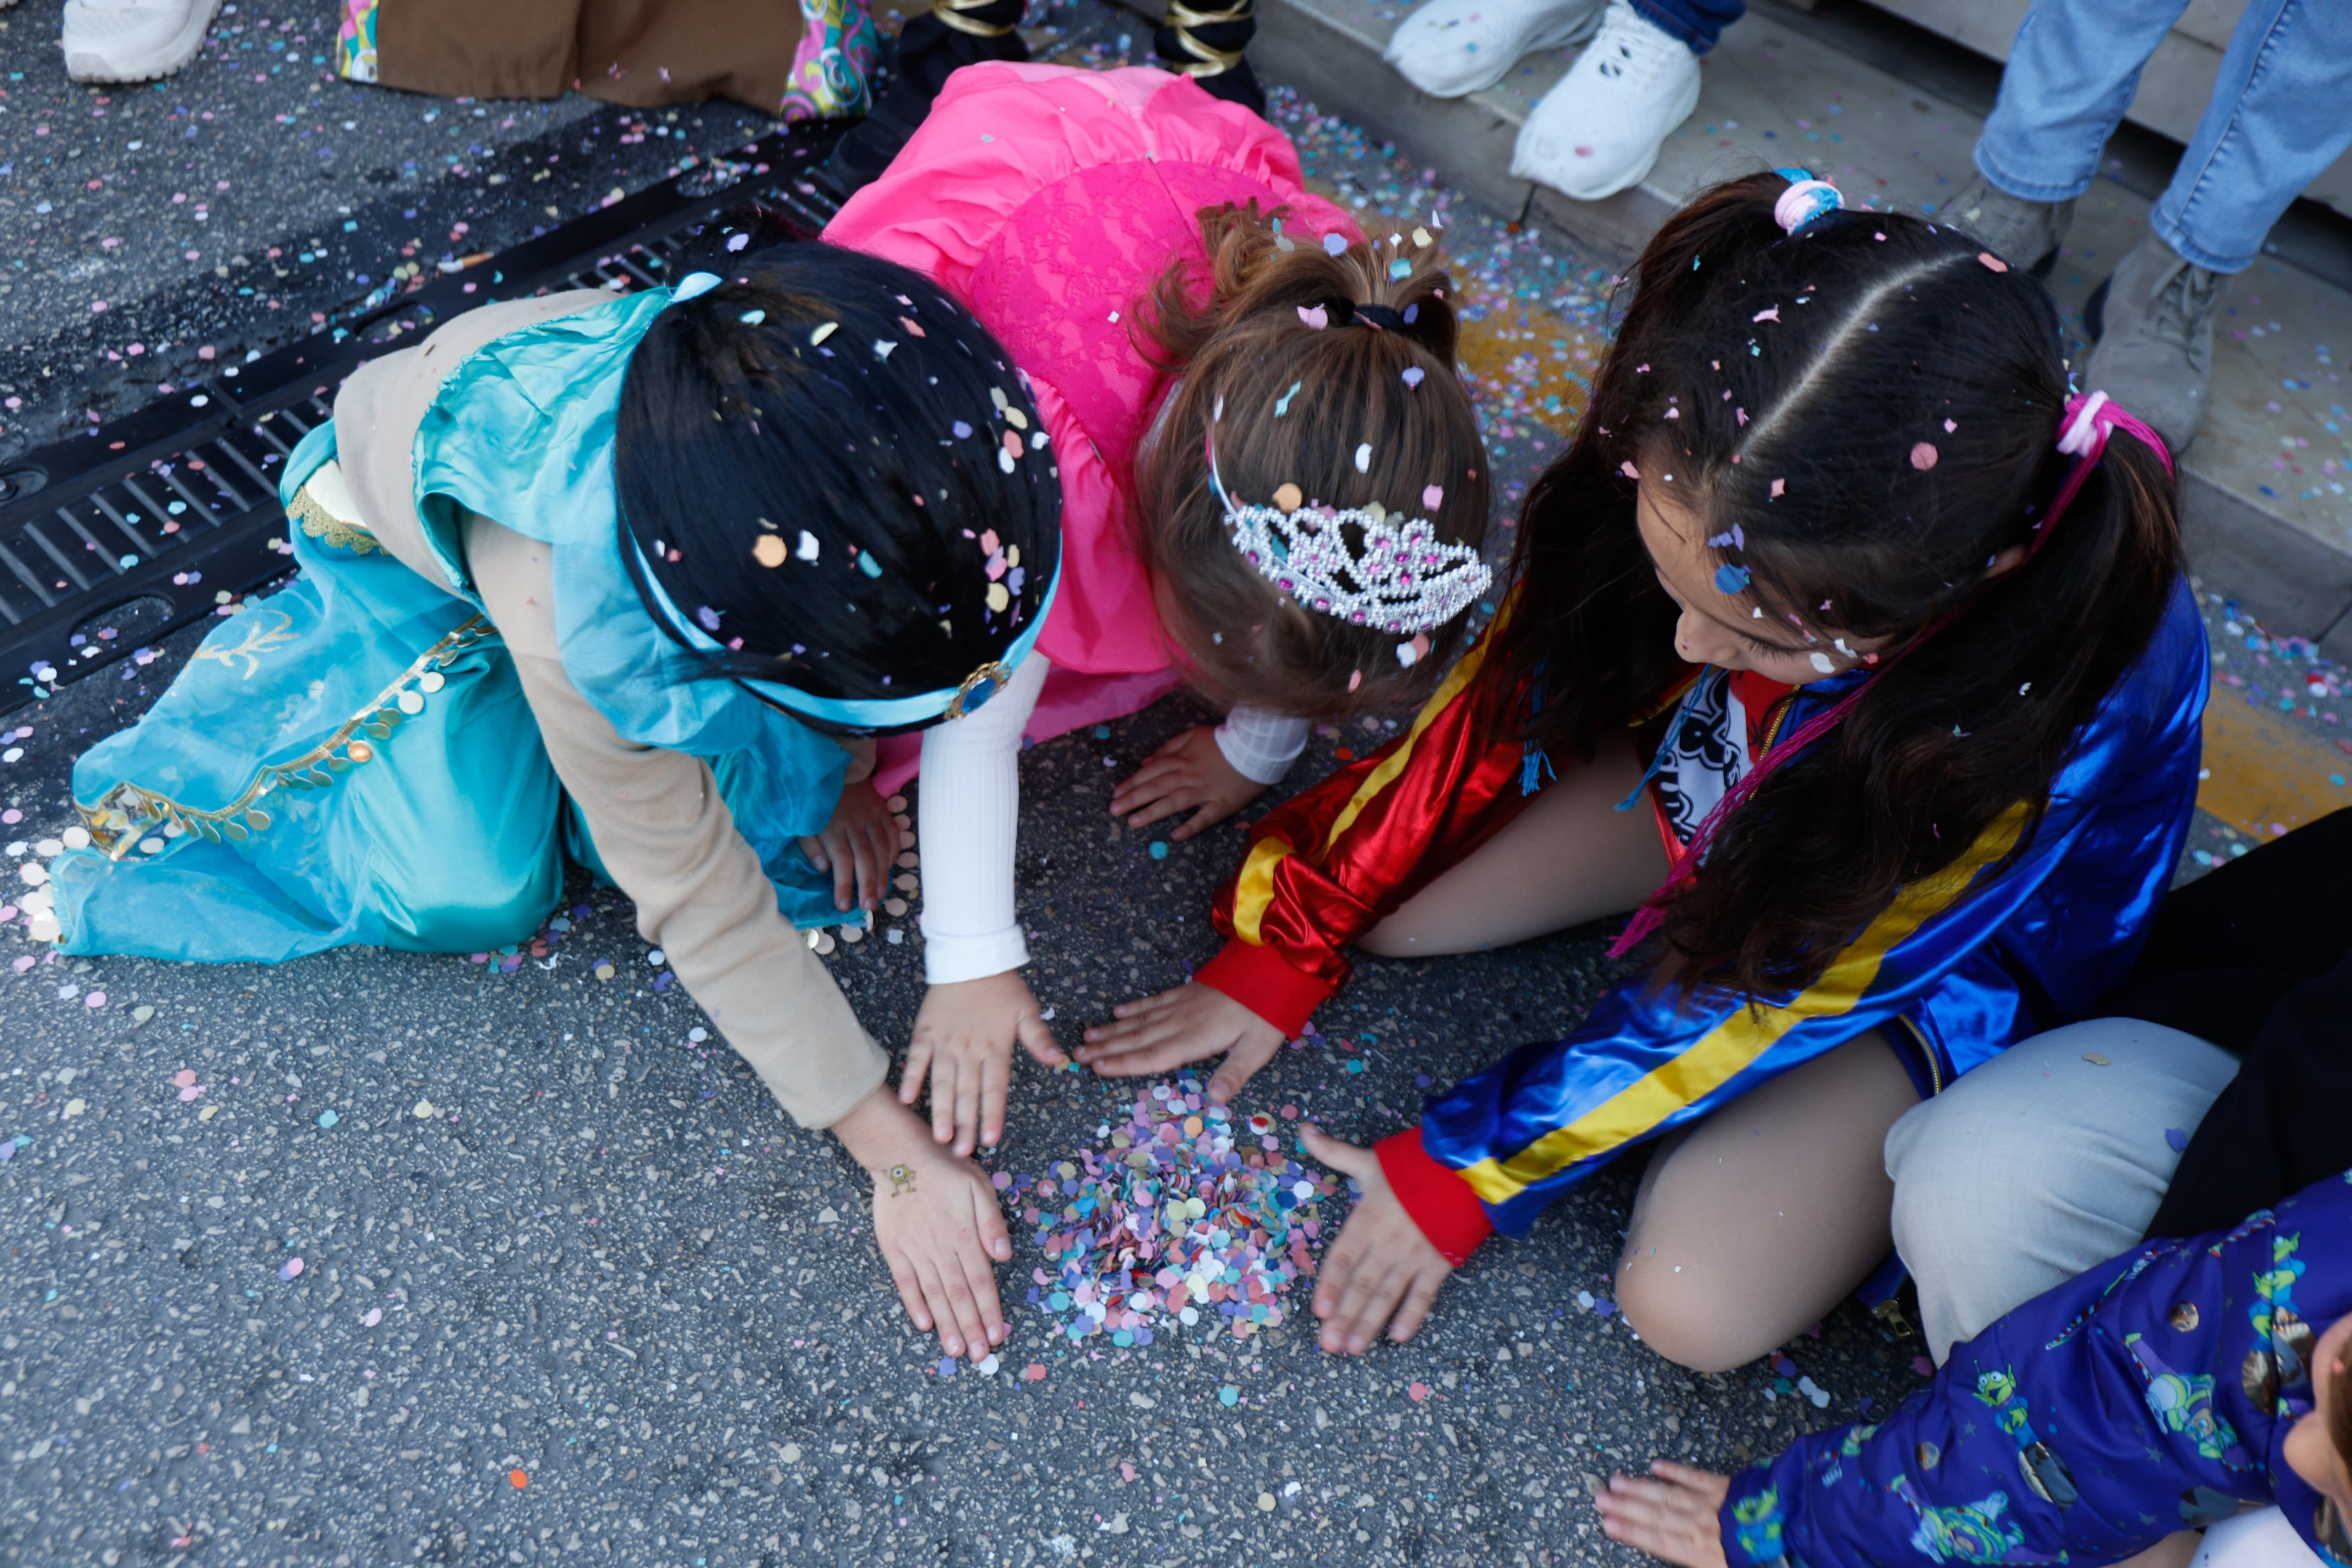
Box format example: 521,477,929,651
2055,389,2171,476
1773,178,1843,235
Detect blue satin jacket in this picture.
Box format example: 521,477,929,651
1428,577,2209,1235
1725,1169,2352,1568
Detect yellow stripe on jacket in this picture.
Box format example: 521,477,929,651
1229,627,1500,947
1460,800,2033,1206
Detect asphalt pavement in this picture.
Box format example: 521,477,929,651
1,6,1945,1564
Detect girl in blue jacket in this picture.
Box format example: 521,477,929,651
1119,170,2207,1370
1594,1166,2352,1568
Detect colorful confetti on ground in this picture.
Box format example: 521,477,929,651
1001,1072,1341,1347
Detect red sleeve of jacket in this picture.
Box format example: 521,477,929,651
1375,1126,1495,1267
1193,619,1536,1036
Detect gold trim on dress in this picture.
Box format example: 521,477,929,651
287,483,382,555
1165,0,1250,74
77,615,496,859
931,0,1016,38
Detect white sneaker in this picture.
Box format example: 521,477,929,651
1383,0,1606,100
62,0,222,84
1510,0,1700,202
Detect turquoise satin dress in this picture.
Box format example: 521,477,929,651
52,288,854,962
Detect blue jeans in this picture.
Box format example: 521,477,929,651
1976,0,2352,273
1630,0,1742,57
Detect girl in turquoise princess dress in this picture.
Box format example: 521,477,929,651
48,240,1062,1364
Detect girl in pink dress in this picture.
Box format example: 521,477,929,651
820,62,1493,1156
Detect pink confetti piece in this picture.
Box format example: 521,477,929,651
1296,305,1328,330
1023,1363,1048,1381
279,1257,305,1281
178,1085,205,1103
173,1069,197,1088
1619,461,1641,480
1752,306,1780,323
84,992,105,1008
363,1307,383,1327
1910,442,1939,471
1408,1381,1429,1402
1770,478,1786,498
1977,252,2008,273
1421,484,1444,510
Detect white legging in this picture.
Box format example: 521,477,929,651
1885,1017,2321,1568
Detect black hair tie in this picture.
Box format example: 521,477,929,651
1351,302,1406,333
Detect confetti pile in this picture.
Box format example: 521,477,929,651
1002,1074,1337,1345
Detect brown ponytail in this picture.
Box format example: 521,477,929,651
1127,202,1492,716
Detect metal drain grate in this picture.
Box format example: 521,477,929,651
0,120,848,716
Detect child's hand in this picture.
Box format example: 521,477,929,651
799,785,908,914
831,1087,1012,1363
1300,1124,1455,1353
1592,1460,1732,1568
1108,725,1266,842
1078,982,1284,1104
902,970,1068,1156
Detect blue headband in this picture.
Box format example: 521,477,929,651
628,527,1060,730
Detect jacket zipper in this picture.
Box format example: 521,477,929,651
1894,1013,1945,1096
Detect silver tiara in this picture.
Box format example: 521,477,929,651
1205,433,1491,637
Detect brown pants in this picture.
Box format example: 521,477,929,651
376,0,808,114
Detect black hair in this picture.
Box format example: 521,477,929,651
1494,171,2182,994
615,233,1061,734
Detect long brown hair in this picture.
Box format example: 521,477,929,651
1495,173,2183,995
1130,202,1491,716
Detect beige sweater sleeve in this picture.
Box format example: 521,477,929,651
463,514,889,1129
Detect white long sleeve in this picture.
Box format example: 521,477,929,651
1214,704,1312,786
916,651,1050,985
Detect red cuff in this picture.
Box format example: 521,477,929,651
1375,1126,1494,1268
1192,938,1335,1038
